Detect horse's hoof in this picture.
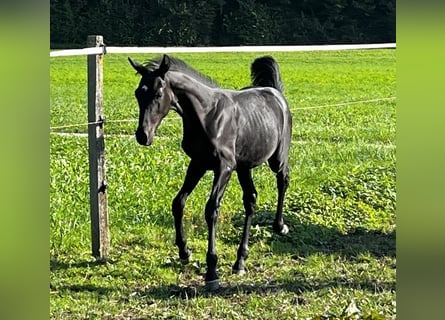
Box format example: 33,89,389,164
273,222,289,235
205,279,220,291
232,268,246,276
280,224,289,235
179,251,192,265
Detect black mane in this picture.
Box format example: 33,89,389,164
144,56,220,88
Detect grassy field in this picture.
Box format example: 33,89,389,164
50,50,396,319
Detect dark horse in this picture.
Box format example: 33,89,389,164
128,54,292,290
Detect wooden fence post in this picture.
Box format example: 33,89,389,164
87,35,109,259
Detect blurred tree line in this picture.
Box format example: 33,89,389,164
50,0,395,48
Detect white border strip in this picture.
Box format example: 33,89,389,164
50,43,396,57
50,47,105,57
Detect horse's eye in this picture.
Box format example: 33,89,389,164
136,86,148,97
156,88,163,98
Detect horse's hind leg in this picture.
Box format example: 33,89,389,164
269,159,290,235
232,167,257,275
274,165,290,234
172,160,206,264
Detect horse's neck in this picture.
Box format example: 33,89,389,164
167,72,217,154
168,72,215,115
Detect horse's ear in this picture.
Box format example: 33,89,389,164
159,54,171,77
128,57,147,76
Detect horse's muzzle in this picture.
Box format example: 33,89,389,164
135,128,153,146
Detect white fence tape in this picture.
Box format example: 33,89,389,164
50,43,396,57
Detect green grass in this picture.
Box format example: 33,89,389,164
50,50,396,319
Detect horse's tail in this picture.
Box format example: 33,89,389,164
250,56,284,93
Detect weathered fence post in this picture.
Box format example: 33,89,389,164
87,35,109,259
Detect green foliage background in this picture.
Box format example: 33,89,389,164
50,0,396,48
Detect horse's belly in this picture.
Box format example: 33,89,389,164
235,130,279,166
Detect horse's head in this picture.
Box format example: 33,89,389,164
128,54,175,146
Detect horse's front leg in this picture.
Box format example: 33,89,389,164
204,162,233,290
172,160,206,264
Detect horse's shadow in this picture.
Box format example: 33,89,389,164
141,208,395,300
142,273,395,301
226,209,395,259
50,208,395,301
